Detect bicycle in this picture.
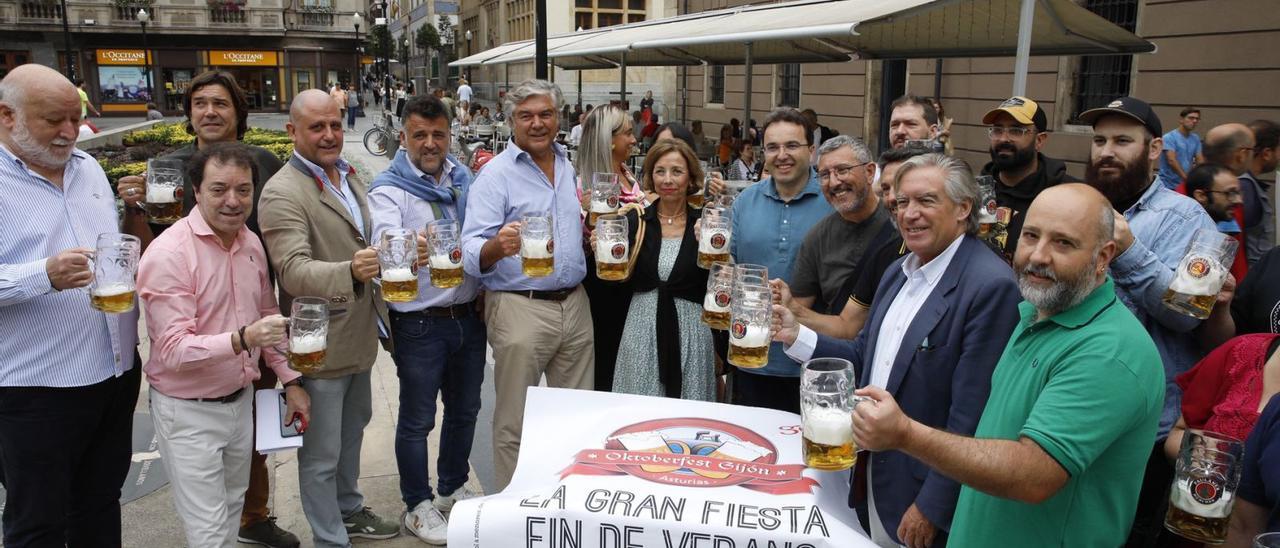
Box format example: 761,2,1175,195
363,111,397,157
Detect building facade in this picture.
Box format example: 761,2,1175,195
1,0,366,114
384,0,457,95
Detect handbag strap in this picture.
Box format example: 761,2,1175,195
617,202,647,282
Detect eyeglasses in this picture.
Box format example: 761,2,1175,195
1207,189,1243,199
987,126,1036,139
763,142,807,155
817,162,870,181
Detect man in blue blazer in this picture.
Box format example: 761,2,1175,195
775,153,1022,547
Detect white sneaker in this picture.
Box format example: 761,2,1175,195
403,501,448,545
433,485,481,513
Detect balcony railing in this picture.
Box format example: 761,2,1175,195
298,10,332,26
114,4,149,21
19,2,62,20
209,5,245,23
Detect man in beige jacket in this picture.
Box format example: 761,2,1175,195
259,89,398,547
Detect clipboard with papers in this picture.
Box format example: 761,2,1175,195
255,389,304,454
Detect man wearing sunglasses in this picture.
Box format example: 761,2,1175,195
978,96,1077,260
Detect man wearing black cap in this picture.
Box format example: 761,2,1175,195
1079,96,1219,547
979,96,1078,259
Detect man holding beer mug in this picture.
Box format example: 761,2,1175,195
460,79,593,491
0,64,142,546
824,184,1163,547
136,143,311,547
259,90,400,546
369,94,485,544
775,154,1021,547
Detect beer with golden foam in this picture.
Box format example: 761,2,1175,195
288,334,327,375
1165,478,1234,544
145,185,182,225
90,283,136,314
698,229,731,269
381,267,418,303
521,238,554,278
595,239,629,281
688,192,705,209
728,324,770,368
1164,254,1227,320
428,254,464,289
802,406,856,470
701,290,731,330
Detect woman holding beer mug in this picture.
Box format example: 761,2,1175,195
595,139,715,400
578,105,649,390
1165,333,1280,461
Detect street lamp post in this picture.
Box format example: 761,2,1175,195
59,0,75,79
137,9,153,103
353,12,362,94
464,29,472,82
403,37,410,91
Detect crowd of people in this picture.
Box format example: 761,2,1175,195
0,59,1278,548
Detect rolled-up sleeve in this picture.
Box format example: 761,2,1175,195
1111,228,1202,334
138,248,238,371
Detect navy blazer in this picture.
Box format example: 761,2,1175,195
812,235,1020,544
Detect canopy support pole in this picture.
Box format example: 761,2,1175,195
742,41,753,143
619,51,627,106
577,69,583,108
1012,0,1035,96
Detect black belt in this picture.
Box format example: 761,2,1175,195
391,302,476,319
501,288,575,302
183,386,245,404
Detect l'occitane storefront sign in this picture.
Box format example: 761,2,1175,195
97,49,149,66
209,50,279,66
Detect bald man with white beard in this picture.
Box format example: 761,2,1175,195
0,64,142,545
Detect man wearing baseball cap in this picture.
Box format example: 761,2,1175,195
979,96,1078,259
1079,96,1220,546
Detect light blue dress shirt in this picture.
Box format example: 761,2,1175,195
1110,180,1217,437
461,140,586,291
0,144,137,387
730,168,834,377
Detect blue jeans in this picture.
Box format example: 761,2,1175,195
347,107,356,128
389,308,487,511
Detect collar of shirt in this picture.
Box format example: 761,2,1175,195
187,204,251,253
292,151,354,191
0,142,89,181
506,138,569,167
408,154,456,186
1125,179,1165,217
1019,276,1120,330
900,232,966,285
759,168,823,202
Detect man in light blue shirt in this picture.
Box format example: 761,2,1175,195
460,79,593,491
369,94,484,544
0,64,141,545
1157,107,1202,188
729,107,833,412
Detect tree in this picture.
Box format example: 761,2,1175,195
415,24,440,54
366,25,391,59
436,15,457,85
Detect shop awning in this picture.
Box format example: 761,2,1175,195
452,0,1155,70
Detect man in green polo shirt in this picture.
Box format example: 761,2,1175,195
849,183,1164,547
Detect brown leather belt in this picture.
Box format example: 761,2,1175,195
183,386,245,404
501,288,575,302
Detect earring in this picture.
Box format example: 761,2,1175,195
611,143,616,151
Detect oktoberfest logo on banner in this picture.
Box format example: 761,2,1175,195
447,388,876,547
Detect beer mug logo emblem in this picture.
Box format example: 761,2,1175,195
610,243,626,260
448,247,462,265
1190,477,1223,505
710,233,726,250
714,290,730,308
731,321,747,339
173,187,184,200
984,199,997,215
546,239,555,254
607,195,619,208
1187,257,1212,279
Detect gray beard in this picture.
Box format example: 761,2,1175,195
1017,258,1099,318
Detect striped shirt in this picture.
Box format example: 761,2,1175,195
0,144,137,387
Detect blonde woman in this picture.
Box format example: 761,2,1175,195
576,104,649,205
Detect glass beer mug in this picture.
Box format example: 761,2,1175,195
378,228,419,303
701,261,733,331
286,297,328,375
975,175,999,239
144,158,184,225
698,207,732,269
88,233,141,314
800,358,857,471
1165,430,1244,544
588,173,620,227
1164,229,1238,319
426,219,464,289
595,214,629,281
728,276,771,369
520,212,554,278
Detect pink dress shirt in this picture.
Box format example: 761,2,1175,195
138,207,299,398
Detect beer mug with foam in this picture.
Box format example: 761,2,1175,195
975,175,999,238
144,158,184,225
425,219,464,289
588,173,620,227
287,297,328,375
728,275,771,369
801,358,856,470
698,207,732,269
88,233,141,314
378,228,419,303
701,261,733,330
1165,430,1244,544
1164,229,1238,319
520,212,554,278
595,214,629,281
690,161,711,209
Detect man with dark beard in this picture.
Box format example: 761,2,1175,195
979,96,1077,259
1078,97,1217,547
842,184,1163,547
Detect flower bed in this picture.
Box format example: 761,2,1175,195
94,122,294,184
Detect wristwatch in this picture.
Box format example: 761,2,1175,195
283,378,304,388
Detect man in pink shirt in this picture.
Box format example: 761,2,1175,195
138,142,311,547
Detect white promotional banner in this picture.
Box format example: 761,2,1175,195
448,387,876,548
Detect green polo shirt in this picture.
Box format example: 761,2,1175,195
948,277,1164,547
